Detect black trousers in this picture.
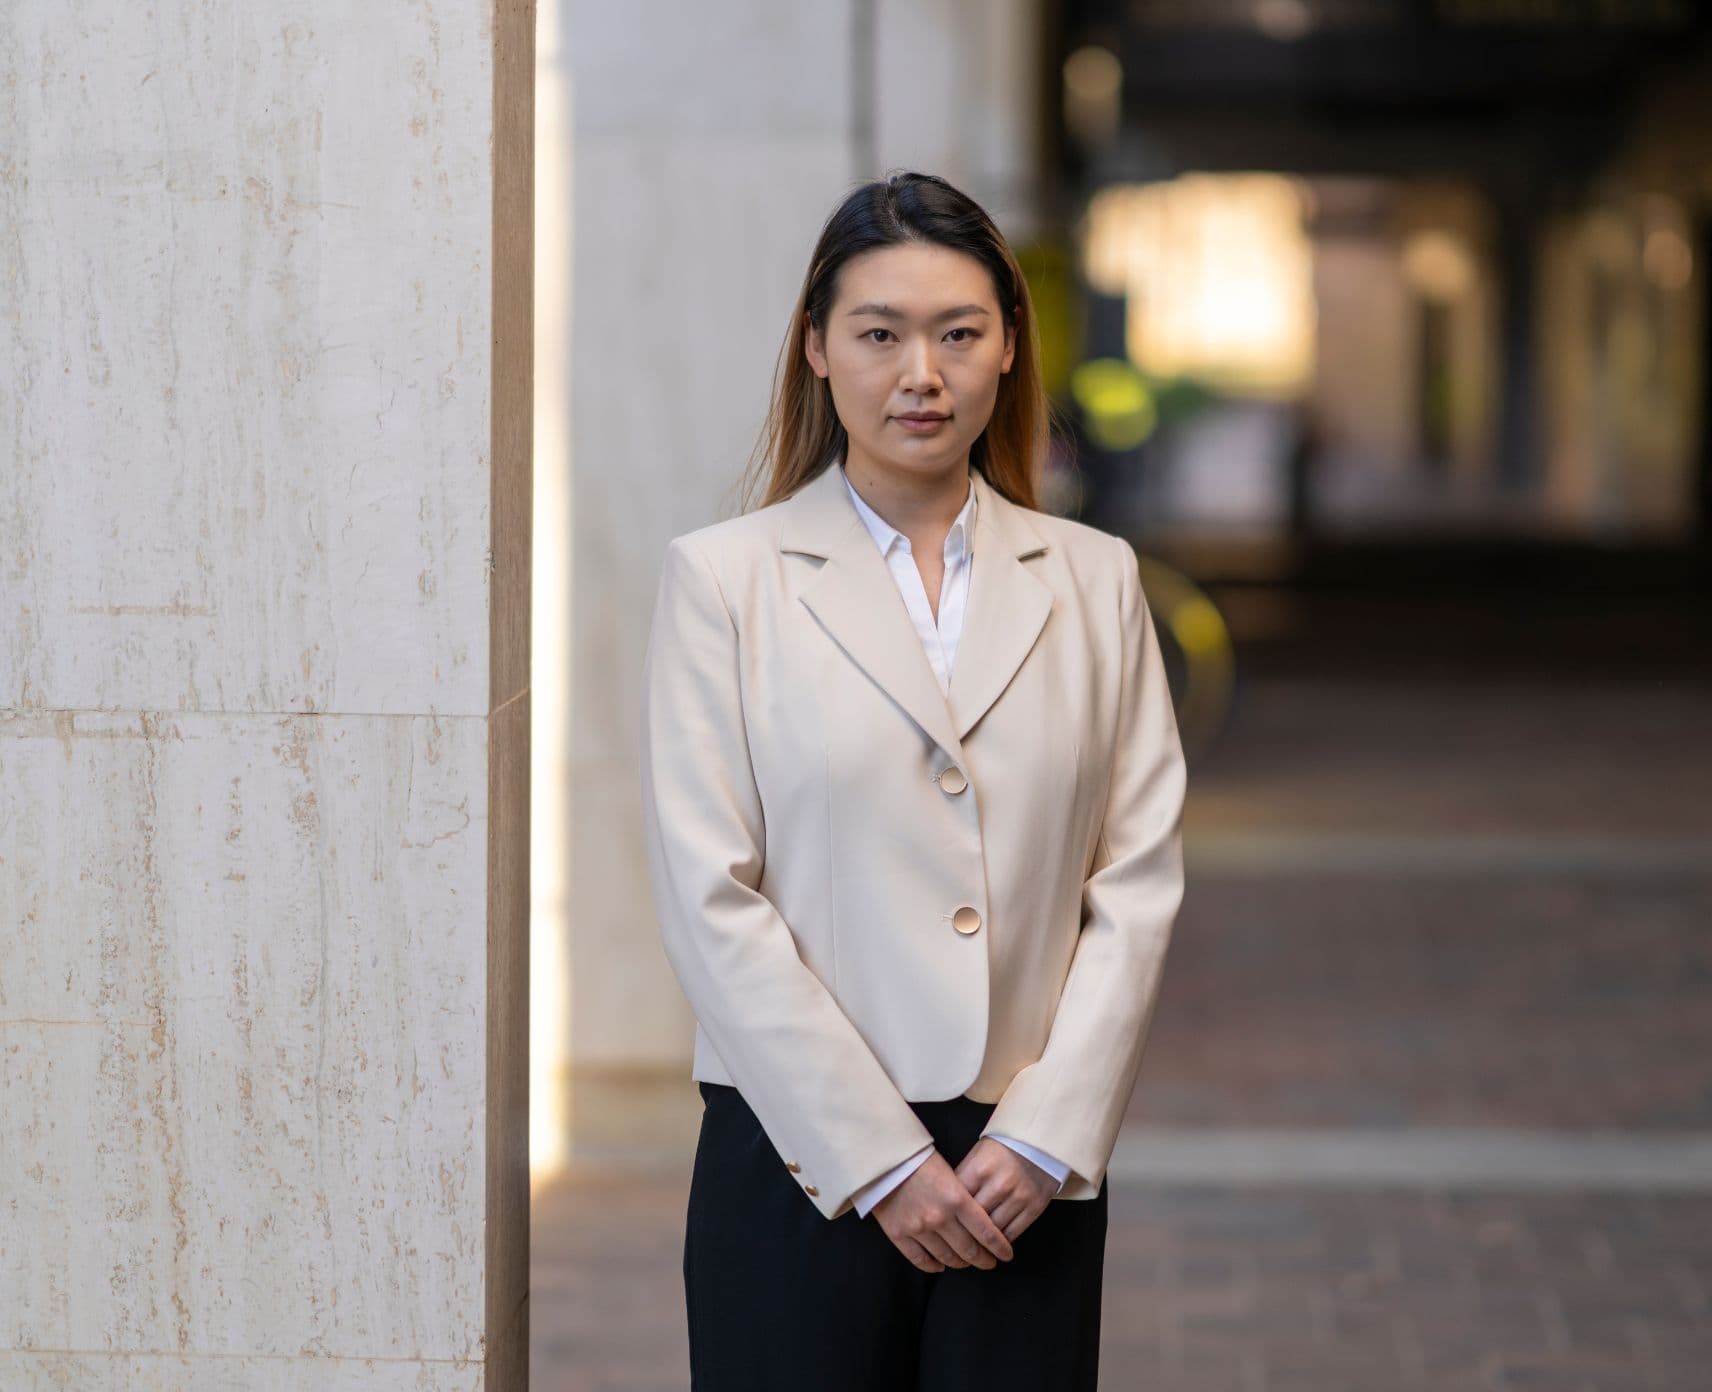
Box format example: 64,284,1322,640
683,1080,1108,1390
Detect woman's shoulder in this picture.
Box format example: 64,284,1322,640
1017,504,1136,582
662,500,790,589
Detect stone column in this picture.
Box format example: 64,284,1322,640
0,1,533,1387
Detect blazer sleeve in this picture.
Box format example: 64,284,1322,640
977,535,1188,1199
639,535,937,1221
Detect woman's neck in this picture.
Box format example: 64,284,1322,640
840,451,972,539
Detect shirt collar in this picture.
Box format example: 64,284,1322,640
840,463,976,563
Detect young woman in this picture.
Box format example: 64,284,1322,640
639,171,1187,1390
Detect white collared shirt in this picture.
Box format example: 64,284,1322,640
838,462,1071,1219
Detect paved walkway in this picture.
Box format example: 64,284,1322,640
531,1172,1712,1391
1128,866,1712,1132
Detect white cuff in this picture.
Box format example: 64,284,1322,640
989,1133,1069,1193
852,1144,935,1218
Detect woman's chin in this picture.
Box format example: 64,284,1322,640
872,434,965,469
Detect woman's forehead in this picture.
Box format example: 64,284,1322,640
835,244,997,313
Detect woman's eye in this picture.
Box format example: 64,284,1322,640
862,327,977,344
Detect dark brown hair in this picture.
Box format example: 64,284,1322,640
732,171,1055,516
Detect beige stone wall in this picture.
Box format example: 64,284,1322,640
0,0,532,1385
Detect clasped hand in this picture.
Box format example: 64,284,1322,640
871,1137,1059,1274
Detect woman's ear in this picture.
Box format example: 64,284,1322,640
1001,317,1018,374
803,313,829,379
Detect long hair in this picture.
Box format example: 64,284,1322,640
732,171,1056,516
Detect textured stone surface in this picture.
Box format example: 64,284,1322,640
1,711,489,1359
0,1354,485,1392
1,0,531,1383
0,1,494,719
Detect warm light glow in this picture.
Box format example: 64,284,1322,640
1070,357,1157,450
1402,229,1475,301
531,2,573,1189
1252,0,1315,41
1063,45,1123,144
1173,593,1230,656
1081,173,1316,397
1642,226,1692,292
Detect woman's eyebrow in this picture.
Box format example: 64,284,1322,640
844,302,991,321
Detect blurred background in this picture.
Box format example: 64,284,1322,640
531,1,1712,1387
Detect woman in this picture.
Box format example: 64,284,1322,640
639,171,1187,1390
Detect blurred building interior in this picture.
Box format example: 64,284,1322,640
1050,0,1710,560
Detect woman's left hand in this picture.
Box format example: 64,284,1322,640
953,1138,1060,1245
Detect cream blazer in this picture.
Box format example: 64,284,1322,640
639,458,1187,1221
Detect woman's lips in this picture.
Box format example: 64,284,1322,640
894,414,949,434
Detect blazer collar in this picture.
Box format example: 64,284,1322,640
778,455,1053,765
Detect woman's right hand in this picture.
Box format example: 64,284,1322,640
871,1150,1015,1272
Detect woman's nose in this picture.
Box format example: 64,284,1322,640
898,339,943,391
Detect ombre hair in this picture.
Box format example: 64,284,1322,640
733,171,1057,516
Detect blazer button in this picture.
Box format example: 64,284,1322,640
953,905,982,935
785,1161,801,1172
803,1185,819,1197
938,766,968,795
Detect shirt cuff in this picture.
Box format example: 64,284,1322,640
852,1143,935,1218
990,1133,1070,1193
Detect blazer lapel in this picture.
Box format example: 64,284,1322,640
949,466,1052,742
779,458,1053,764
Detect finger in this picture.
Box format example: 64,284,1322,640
897,1235,944,1274
919,1230,968,1269
947,1217,999,1269
959,1197,1015,1262
968,1176,1011,1216
940,1213,995,1269
1002,1204,1043,1244
983,1194,1026,1233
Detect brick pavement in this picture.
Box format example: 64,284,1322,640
1181,679,1712,844
1129,871,1712,1131
530,1171,1712,1391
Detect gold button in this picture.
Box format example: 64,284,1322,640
938,766,968,795
785,1161,801,1172
953,906,982,935
803,1185,819,1196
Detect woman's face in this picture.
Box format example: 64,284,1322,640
804,241,1017,487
